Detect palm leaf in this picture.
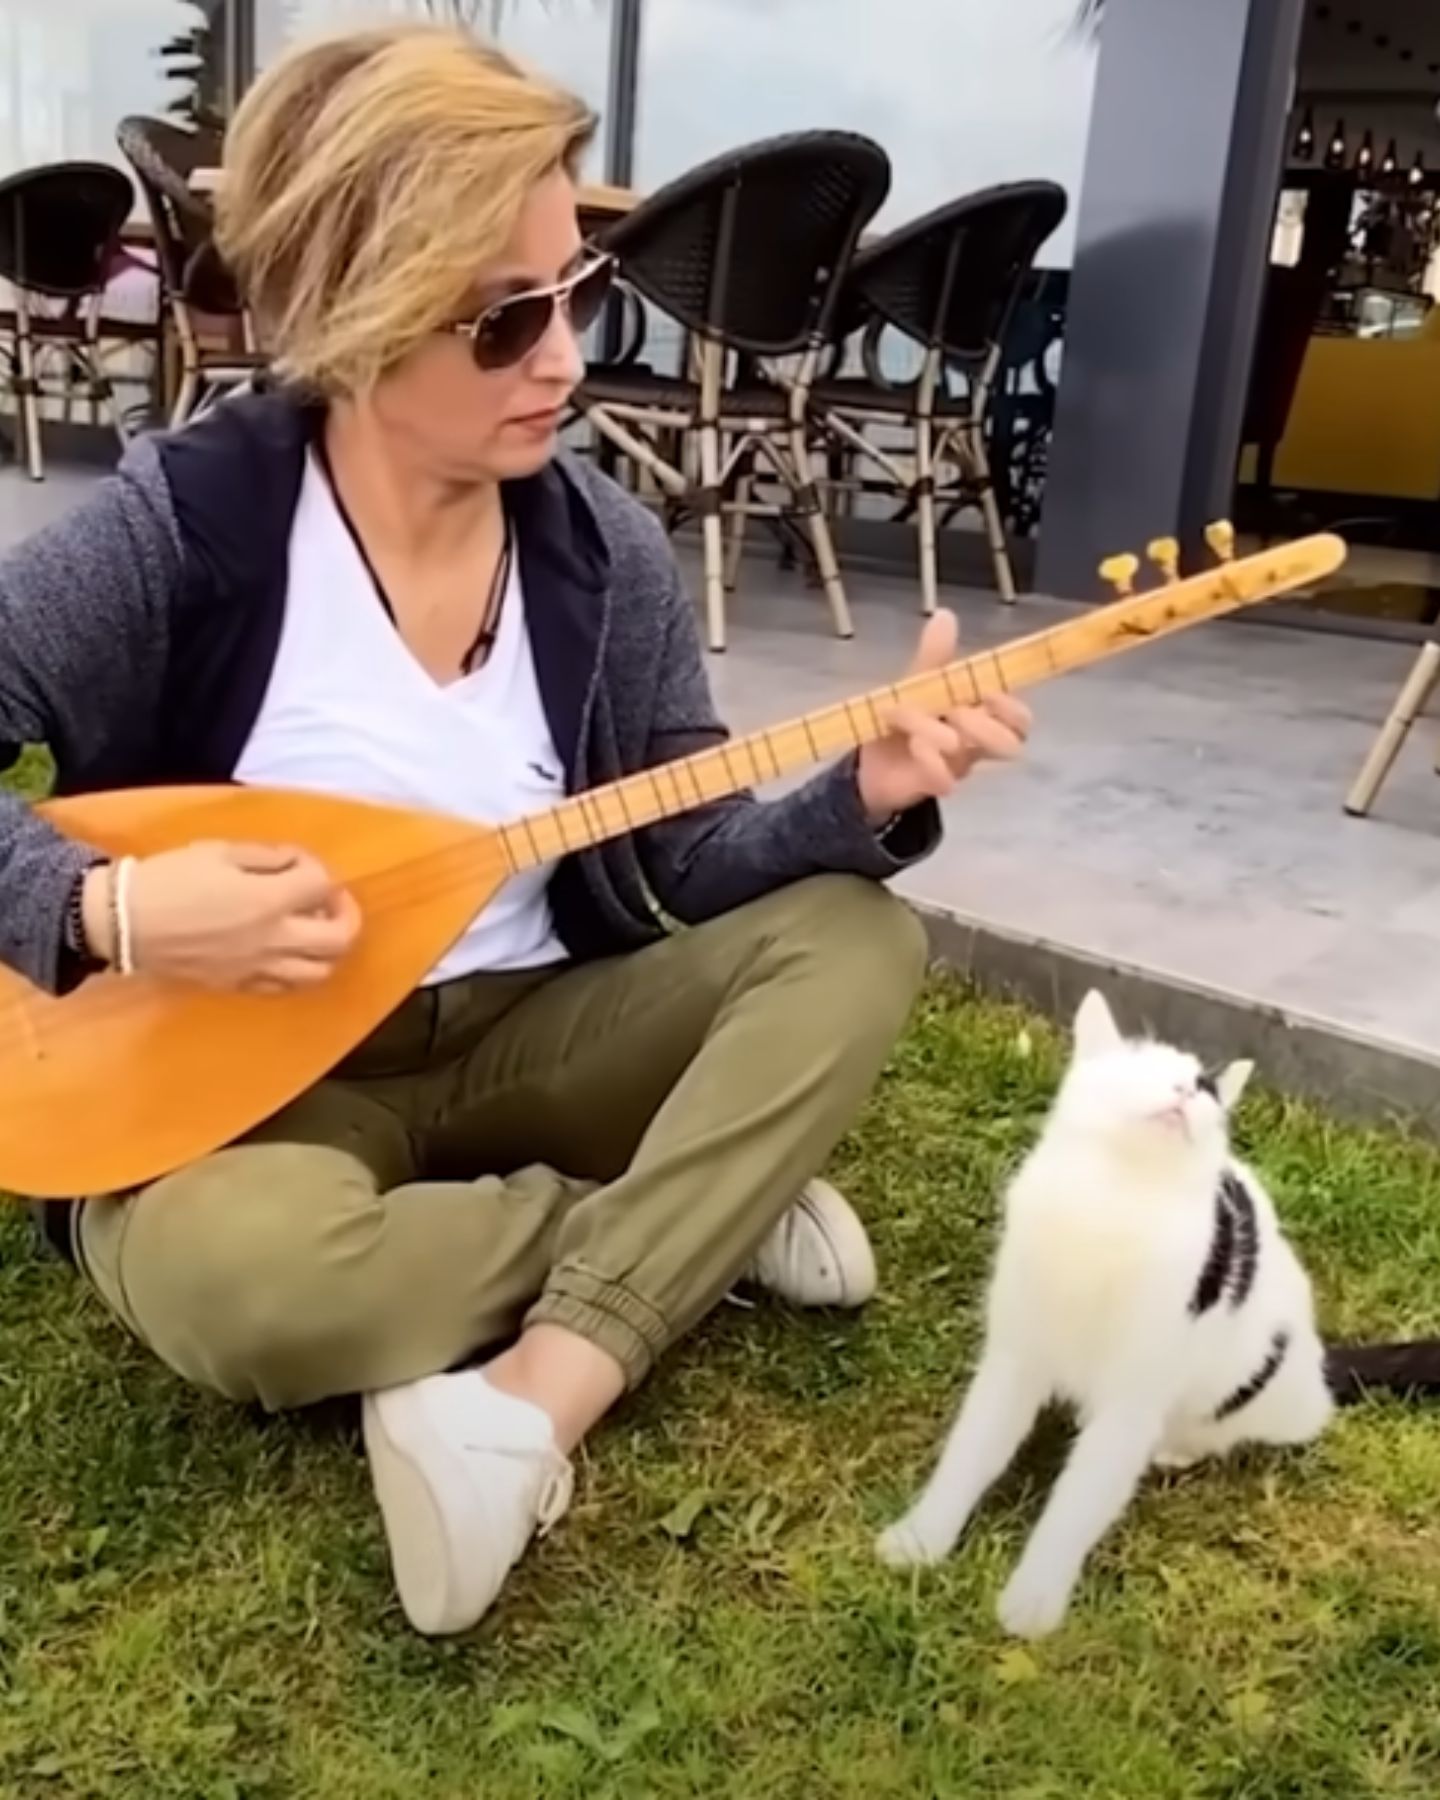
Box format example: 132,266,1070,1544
421,0,508,26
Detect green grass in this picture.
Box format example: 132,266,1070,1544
4,977,1440,1800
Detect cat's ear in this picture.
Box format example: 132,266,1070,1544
1215,1059,1254,1110
1073,989,1123,1059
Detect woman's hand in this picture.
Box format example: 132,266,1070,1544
856,610,1032,826
81,840,361,994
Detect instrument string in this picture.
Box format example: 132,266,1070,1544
0,542,1339,1060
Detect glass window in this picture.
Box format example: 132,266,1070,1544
253,0,414,69
625,0,1096,545
255,1,612,148
254,2,610,172
634,0,1098,264
0,1,233,173
486,0,611,121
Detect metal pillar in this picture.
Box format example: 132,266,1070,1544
224,1,255,112
1036,0,1307,597
597,0,643,380
603,0,643,188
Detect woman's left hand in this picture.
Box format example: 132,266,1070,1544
856,610,1032,827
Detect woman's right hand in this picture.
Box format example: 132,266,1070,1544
81,840,362,994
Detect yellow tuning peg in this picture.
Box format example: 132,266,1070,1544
1099,553,1141,597
1147,536,1181,584
1205,519,1236,564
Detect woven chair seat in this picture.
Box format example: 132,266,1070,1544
0,308,156,345
580,366,790,417
810,375,974,418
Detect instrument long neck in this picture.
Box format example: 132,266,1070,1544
494,541,1329,875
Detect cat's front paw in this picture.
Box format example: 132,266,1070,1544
1152,1446,1201,1472
876,1516,949,1569
996,1567,1071,1639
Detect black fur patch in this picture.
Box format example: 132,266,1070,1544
1190,1191,1234,1315
1190,1171,1260,1316
1223,1172,1260,1307
1326,1340,1440,1404
1215,1329,1290,1421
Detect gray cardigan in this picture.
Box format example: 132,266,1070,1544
0,392,939,995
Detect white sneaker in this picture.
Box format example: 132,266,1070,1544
361,1369,573,1637
743,1179,877,1309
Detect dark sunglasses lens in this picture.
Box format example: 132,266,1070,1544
471,262,616,368
473,294,552,370
568,260,615,333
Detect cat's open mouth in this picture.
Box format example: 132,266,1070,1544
1151,1104,1192,1138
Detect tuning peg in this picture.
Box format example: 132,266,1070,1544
1205,519,1236,564
1099,553,1141,597
1147,536,1181,584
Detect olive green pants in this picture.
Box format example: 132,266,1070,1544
77,876,926,1410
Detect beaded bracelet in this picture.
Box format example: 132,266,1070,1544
63,869,96,960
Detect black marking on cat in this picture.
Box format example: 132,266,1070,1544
1190,1190,1235,1316
1215,1329,1290,1421
1190,1172,1260,1316
1223,1172,1259,1307
1196,1070,1220,1102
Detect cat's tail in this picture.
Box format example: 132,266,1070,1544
1325,1340,1440,1405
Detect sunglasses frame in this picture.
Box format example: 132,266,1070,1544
445,250,617,371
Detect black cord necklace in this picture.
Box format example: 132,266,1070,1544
461,511,514,675
316,436,514,681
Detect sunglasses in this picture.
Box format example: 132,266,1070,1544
446,252,616,371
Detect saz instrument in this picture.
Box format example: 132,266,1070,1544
0,524,1345,1200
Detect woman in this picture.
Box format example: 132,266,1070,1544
0,25,1030,1635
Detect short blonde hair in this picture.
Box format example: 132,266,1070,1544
214,24,595,394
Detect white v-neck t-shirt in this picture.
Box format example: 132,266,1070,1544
233,454,568,982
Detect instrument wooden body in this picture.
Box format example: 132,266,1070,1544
0,787,510,1198
0,530,1347,1199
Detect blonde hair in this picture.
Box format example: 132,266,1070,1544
214,24,595,394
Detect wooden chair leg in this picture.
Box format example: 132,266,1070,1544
1345,641,1440,818
695,339,729,652
965,420,1018,604
169,361,200,428
786,419,852,639
725,459,752,594
12,299,44,481
915,414,939,617
697,419,727,653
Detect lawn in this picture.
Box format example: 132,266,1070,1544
3,962,1440,1800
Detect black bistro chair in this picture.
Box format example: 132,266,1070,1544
576,131,891,651
812,181,1068,611
0,162,135,480
117,116,264,425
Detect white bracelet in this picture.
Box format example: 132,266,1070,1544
114,855,137,977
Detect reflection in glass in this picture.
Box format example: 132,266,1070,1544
255,0,611,129
635,0,1097,264
0,2,230,172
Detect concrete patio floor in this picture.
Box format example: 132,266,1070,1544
3,462,1438,1128
699,546,1440,1130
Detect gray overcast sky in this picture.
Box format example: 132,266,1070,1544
0,0,1095,262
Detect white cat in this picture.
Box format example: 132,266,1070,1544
876,989,1335,1640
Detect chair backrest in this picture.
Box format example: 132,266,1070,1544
851,181,1069,370
602,131,891,357
0,163,134,299
116,115,240,314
